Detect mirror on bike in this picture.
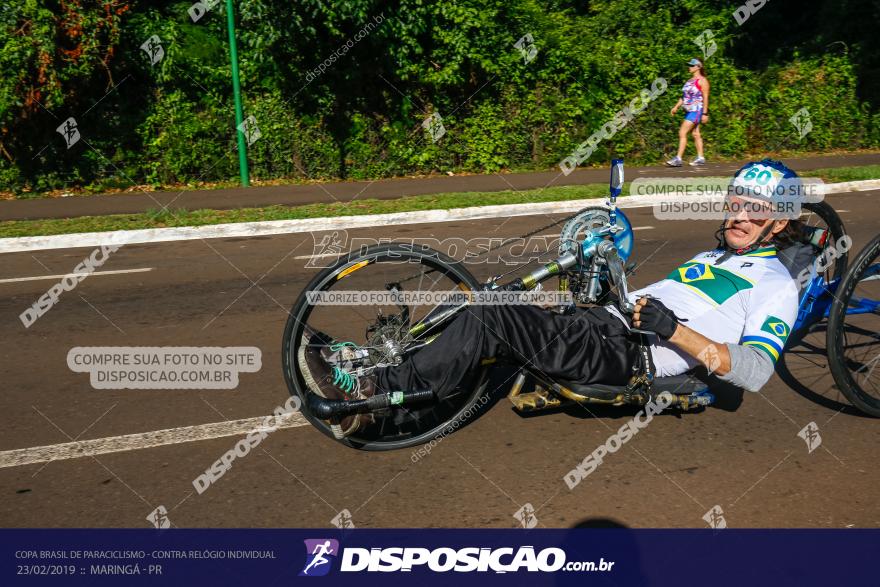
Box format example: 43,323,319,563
610,158,624,197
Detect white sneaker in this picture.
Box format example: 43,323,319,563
689,157,706,166
666,157,683,167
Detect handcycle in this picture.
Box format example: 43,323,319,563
282,160,880,450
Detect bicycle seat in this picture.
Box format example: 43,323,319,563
778,242,816,294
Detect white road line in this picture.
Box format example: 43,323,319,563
0,267,153,284
0,179,876,253
0,413,309,469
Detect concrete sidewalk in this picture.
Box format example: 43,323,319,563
3,152,879,222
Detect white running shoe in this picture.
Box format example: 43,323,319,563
689,157,706,166
665,157,683,167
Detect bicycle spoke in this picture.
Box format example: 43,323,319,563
286,244,488,448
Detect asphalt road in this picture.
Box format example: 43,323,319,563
0,190,878,529
2,152,879,221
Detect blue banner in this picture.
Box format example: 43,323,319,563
1,529,876,586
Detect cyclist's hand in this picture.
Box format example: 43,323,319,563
632,296,684,339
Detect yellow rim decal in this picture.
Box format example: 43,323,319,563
336,260,370,280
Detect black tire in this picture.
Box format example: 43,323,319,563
282,243,489,450
786,201,848,344
758,202,848,407
827,233,880,417
802,200,848,282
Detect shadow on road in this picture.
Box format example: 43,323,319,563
777,323,867,417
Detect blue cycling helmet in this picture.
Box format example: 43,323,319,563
716,159,805,255
728,158,804,212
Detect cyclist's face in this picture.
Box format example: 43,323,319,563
723,196,786,248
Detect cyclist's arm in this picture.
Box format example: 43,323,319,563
675,272,798,392
668,325,731,375
668,324,775,392
716,343,774,392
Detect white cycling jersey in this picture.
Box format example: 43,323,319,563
608,246,800,377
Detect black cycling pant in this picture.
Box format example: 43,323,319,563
375,304,640,397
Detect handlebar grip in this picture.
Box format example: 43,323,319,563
366,389,434,410
308,390,435,419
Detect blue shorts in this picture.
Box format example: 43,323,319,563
685,108,703,125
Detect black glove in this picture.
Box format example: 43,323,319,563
633,297,686,339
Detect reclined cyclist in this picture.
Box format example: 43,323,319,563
302,159,806,436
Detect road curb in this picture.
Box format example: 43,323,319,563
820,178,880,193
1,179,878,253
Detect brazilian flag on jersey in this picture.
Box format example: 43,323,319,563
666,261,754,305
760,316,791,341
741,315,791,362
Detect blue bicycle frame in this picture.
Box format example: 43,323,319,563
794,264,880,339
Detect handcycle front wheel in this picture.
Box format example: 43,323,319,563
282,243,492,450
827,233,880,417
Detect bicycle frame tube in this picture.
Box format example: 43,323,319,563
859,264,880,283
794,276,839,333
794,263,880,332
406,248,582,338
405,256,578,338
845,296,880,315
843,263,880,316
407,209,636,339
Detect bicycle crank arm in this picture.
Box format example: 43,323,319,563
308,389,435,419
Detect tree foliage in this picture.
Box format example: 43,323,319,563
1,0,878,193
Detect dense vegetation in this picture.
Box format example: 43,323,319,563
2,0,879,194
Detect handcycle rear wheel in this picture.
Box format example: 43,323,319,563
282,243,491,450
775,201,850,408
827,233,880,417
800,201,848,285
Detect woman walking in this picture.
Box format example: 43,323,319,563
667,58,710,167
